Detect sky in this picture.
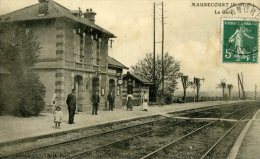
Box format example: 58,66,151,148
0,0,259,95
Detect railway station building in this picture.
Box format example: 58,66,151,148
0,0,130,112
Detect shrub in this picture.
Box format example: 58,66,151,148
164,92,173,104
17,70,45,117
1,70,45,117
0,24,44,117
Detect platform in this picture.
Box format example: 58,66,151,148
0,100,246,145
234,109,260,159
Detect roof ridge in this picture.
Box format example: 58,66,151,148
107,56,128,69
125,73,152,84
51,0,64,17
0,0,115,37
52,0,73,12
110,57,123,64
51,1,94,24
0,3,38,17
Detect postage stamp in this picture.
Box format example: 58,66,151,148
221,3,260,63
222,19,259,63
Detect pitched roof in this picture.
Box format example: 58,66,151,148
123,72,152,85
0,0,115,38
107,56,128,69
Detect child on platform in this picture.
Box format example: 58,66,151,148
54,106,62,129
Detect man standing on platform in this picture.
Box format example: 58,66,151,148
107,91,115,111
92,90,100,115
66,89,76,124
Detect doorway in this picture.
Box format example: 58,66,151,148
74,75,83,111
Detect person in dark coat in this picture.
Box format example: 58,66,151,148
91,90,100,115
107,91,115,111
66,89,76,124
126,94,134,111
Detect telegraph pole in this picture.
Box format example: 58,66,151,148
153,2,156,103
241,72,245,99
238,73,245,100
238,74,240,99
161,1,165,105
153,2,155,83
255,84,257,100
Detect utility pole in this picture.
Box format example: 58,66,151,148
241,72,246,99
161,1,165,105
255,84,257,100
238,74,240,99
238,73,245,100
152,2,156,103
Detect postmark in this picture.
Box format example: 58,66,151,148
221,3,260,63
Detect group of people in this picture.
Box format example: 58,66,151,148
126,91,149,111
53,89,149,129
53,89,102,128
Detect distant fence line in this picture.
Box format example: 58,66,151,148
172,96,242,103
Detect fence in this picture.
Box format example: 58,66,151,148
172,96,224,103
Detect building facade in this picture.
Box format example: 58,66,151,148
0,0,128,112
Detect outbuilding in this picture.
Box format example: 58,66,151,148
122,72,152,106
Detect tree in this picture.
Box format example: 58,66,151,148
0,23,40,73
180,75,188,102
227,84,233,100
217,79,227,101
193,77,205,102
0,22,45,117
131,52,181,96
180,75,194,102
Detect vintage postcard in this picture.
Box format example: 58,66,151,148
0,0,260,158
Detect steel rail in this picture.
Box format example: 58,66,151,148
0,116,169,158
140,107,248,159
200,108,258,159
1,103,249,159
3,103,225,158
66,108,246,159
65,118,187,159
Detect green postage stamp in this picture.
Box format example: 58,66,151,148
222,19,259,63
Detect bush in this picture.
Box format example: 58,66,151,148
18,70,46,117
1,70,45,117
164,92,173,104
0,24,44,117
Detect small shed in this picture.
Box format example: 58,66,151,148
122,72,152,106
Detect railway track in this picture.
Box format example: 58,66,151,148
0,115,170,158
141,107,258,159
1,101,258,159
68,106,252,159
0,103,235,158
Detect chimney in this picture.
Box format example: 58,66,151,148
83,8,96,23
38,0,49,16
71,8,83,17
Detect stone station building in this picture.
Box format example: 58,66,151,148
0,0,129,112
